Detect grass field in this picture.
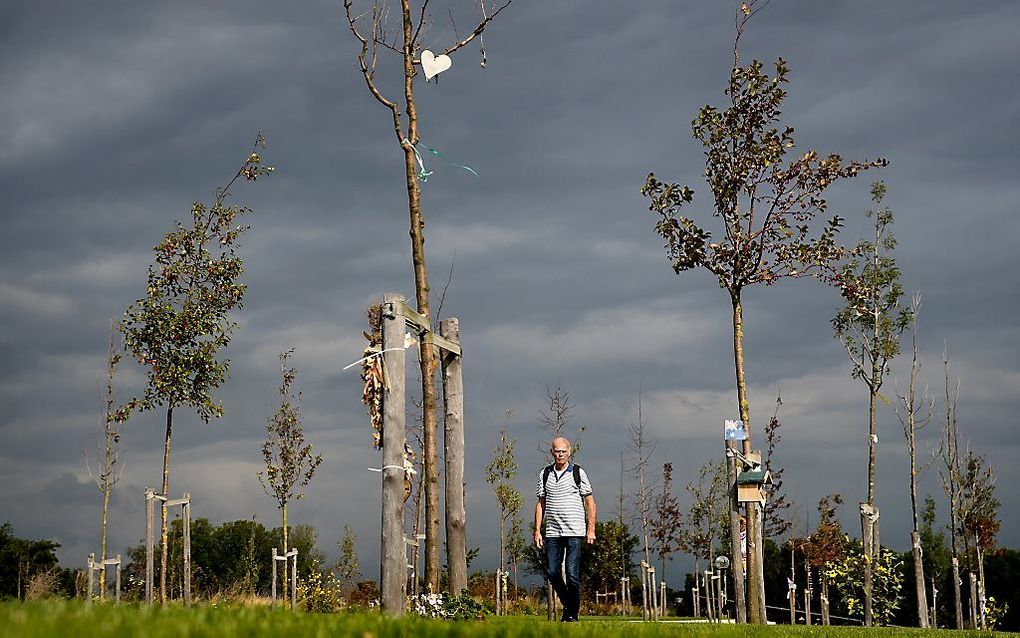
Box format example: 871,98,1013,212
1,601,1014,638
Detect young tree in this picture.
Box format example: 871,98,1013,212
959,450,999,629
649,463,684,584
831,181,910,625
258,349,324,602
84,323,124,602
342,0,513,592
803,494,845,626
336,524,361,592
935,349,964,629
119,136,272,603
639,6,885,620
682,458,728,618
628,391,656,619
893,293,935,627
761,395,792,539
825,534,904,626
484,422,522,614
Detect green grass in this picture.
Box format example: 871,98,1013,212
0,601,1014,638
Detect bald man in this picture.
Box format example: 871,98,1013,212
534,436,596,622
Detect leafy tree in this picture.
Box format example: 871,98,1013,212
803,494,845,625
649,463,683,583
761,395,792,539
639,9,885,619
118,136,272,603
84,323,124,602
258,349,323,601
342,0,514,591
505,515,527,600
0,523,63,600
335,524,361,592
959,450,999,628
825,534,904,626
580,520,639,602
831,181,910,625
484,424,522,613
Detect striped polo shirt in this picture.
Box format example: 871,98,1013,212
536,464,593,538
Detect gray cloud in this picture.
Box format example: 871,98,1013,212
2,1,1018,580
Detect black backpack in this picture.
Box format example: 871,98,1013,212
542,463,583,490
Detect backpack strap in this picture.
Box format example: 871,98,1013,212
543,464,584,490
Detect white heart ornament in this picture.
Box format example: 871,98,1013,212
421,49,452,80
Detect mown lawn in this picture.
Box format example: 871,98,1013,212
0,601,1013,638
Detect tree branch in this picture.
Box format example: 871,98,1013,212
441,0,512,56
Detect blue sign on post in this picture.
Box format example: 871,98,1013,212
724,419,747,441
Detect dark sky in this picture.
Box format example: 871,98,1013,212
2,1,1018,584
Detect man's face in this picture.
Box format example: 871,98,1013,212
550,442,570,464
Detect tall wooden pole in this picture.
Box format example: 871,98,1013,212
182,495,191,606
439,318,467,596
272,547,278,603
144,488,154,604
380,293,407,615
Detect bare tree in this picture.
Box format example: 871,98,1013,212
893,293,934,627
959,450,999,630
650,463,684,583
258,349,324,602
538,384,583,456
935,347,964,629
628,390,657,619
84,323,124,602
342,0,513,592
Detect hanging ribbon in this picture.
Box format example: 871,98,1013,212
402,138,478,182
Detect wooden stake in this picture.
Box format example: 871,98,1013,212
271,547,278,603
380,293,407,616
439,318,467,597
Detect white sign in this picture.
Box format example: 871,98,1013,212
724,419,747,441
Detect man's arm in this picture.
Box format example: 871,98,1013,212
534,497,545,548
583,494,597,544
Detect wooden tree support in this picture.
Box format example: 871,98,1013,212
271,547,298,610
144,488,191,605
86,553,121,604
378,293,466,615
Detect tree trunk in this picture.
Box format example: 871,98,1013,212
731,294,765,623
281,502,289,602
977,539,987,630
396,0,440,595
821,571,831,625
912,531,929,627
99,480,110,603
863,385,878,626
159,406,173,604
726,440,747,623
952,556,963,629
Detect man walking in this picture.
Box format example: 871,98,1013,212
534,436,596,622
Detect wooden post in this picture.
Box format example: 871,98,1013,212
494,570,501,615
804,566,812,626
648,566,658,621
969,572,978,629
380,293,407,616
87,553,95,604
661,579,667,618
144,488,154,605
725,442,747,624
291,550,298,611
182,494,191,606
439,318,467,597
747,500,766,623
115,555,121,604
271,548,278,603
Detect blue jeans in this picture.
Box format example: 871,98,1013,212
545,536,582,619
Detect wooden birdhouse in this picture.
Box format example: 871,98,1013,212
736,469,772,507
